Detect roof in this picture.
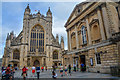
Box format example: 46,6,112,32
64,2,89,27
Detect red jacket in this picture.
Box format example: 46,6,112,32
22,67,27,73
41,67,44,69
6,67,10,74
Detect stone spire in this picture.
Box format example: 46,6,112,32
6,33,10,40
37,10,41,16
46,7,52,17
60,36,64,50
24,4,31,19
25,4,31,13
56,34,59,43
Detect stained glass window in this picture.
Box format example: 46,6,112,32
30,25,44,52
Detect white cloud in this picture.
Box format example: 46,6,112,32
52,16,68,50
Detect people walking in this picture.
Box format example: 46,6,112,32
2,67,6,79
64,65,67,76
59,66,63,77
73,64,76,72
32,65,36,77
52,70,57,79
52,65,55,71
22,66,27,80
41,66,44,72
68,64,71,76
36,65,40,79
5,64,11,80
45,66,47,71
10,66,15,79
81,63,85,72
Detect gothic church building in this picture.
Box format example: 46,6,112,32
2,4,64,69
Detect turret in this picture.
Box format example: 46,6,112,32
10,31,14,40
6,33,10,40
37,10,41,16
6,33,11,47
24,4,31,19
56,34,59,44
46,7,52,22
60,36,64,50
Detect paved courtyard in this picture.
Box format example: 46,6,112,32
11,69,119,78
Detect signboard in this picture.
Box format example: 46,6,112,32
90,58,93,66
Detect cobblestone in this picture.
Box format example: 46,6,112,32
12,69,120,78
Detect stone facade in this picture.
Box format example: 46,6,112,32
2,4,64,69
64,2,120,73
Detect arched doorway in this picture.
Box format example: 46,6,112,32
34,60,40,67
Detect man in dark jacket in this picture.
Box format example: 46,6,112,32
36,65,40,79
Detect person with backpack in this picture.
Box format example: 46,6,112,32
41,66,44,72
22,66,27,80
32,65,36,77
5,64,11,80
36,65,40,79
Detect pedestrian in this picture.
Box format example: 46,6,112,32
45,66,47,71
59,66,63,77
5,64,11,80
32,65,36,77
81,63,85,72
22,66,27,80
52,70,57,79
77,64,79,71
73,64,76,72
10,66,15,79
41,66,44,72
2,66,4,72
52,65,55,71
68,64,71,76
64,65,67,76
36,65,40,79
2,68,6,79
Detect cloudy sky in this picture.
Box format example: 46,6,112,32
1,2,84,58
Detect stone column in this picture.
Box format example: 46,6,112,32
97,7,106,40
67,31,70,51
75,25,79,49
69,30,72,51
101,4,111,39
86,17,92,45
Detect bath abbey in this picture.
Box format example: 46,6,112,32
2,4,64,69
2,1,120,74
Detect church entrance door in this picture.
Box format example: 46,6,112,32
34,60,40,67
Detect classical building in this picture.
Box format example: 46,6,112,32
63,2,120,73
2,4,64,69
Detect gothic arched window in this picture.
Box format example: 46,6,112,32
81,26,87,44
53,50,58,59
30,25,44,52
13,49,20,60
